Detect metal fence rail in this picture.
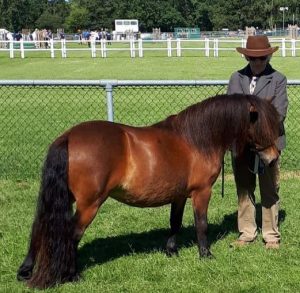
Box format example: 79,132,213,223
0,80,299,179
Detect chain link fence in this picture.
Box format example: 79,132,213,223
0,80,299,179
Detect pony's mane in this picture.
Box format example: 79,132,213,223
154,94,279,156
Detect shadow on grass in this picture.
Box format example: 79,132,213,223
78,208,285,272
78,207,286,272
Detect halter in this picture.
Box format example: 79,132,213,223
248,142,277,175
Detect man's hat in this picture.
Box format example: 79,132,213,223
236,35,278,57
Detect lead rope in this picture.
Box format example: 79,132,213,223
221,158,225,198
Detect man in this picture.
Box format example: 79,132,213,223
227,35,288,249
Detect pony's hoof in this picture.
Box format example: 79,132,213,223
166,237,179,257
199,248,213,259
166,248,179,257
17,267,32,281
68,273,81,283
203,253,215,259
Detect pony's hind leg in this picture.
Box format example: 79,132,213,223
17,243,35,281
166,198,187,257
73,193,108,250
17,215,44,281
67,195,106,279
74,200,102,243
50,196,105,283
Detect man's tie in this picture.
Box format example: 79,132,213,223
249,76,257,94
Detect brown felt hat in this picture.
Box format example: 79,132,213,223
236,35,278,57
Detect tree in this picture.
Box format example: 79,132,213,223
1,0,299,33
0,0,45,31
0,0,47,31
65,4,89,31
35,10,63,30
0,0,12,30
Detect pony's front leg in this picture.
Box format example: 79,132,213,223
191,189,213,258
166,198,187,257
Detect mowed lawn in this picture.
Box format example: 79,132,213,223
1,176,300,292
0,52,300,292
1,46,300,80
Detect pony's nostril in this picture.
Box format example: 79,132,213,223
269,157,278,167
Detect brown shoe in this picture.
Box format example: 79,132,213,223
265,241,280,249
230,239,253,248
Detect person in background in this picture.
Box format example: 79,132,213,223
227,35,289,249
15,31,22,41
106,30,112,45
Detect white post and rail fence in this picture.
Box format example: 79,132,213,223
0,38,299,59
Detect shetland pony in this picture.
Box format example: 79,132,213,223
17,94,279,288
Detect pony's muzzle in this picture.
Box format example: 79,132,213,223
269,157,279,168
258,145,279,166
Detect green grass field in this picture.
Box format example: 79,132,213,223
0,52,300,292
1,42,300,80
1,177,300,292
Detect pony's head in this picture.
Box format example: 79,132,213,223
244,95,280,166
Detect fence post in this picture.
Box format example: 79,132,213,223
95,38,106,58
50,39,55,58
205,38,209,57
91,39,96,58
241,38,247,58
291,39,296,57
130,38,136,58
20,39,25,59
9,40,14,58
176,38,181,57
138,38,143,57
129,39,132,57
105,83,114,122
100,39,104,58
61,39,66,58
242,38,246,48
281,38,286,57
213,38,218,57
103,39,107,57
167,38,172,57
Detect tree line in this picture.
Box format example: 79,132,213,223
0,0,299,33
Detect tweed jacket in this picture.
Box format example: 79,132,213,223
227,64,288,150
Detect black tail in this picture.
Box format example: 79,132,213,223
18,134,78,289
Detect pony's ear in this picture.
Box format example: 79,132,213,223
249,105,258,123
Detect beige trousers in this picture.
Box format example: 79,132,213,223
232,152,281,243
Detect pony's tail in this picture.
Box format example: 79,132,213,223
27,135,77,289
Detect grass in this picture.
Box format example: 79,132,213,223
1,176,300,292
1,47,300,80
0,51,300,292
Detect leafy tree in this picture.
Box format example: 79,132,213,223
35,10,63,30
0,0,46,32
0,0,12,30
65,4,89,31
0,0,299,33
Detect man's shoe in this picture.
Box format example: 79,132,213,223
265,241,280,249
230,239,253,248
